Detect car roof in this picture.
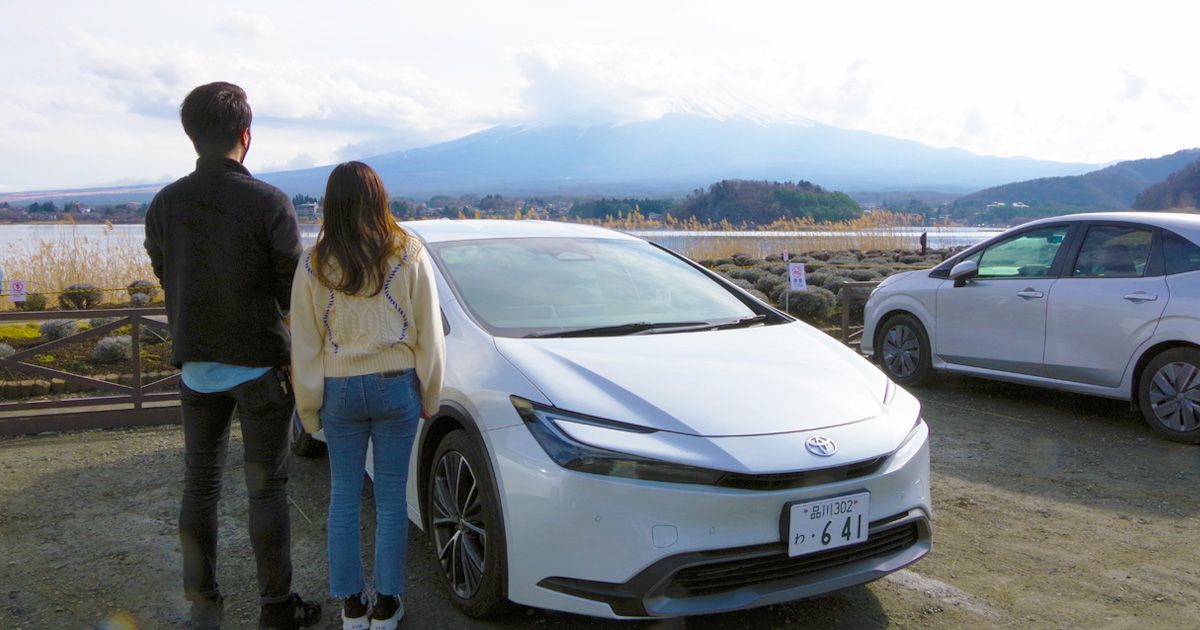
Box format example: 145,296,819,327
1021,212,1200,241
400,219,642,244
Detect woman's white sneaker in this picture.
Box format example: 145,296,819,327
369,595,404,630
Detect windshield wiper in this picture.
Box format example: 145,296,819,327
707,314,768,330
524,321,709,338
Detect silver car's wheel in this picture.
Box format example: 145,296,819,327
883,324,920,378
1138,348,1200,444
431,449,487,599
878,314,932,386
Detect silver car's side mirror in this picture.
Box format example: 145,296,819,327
949,260,979,287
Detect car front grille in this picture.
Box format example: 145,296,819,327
715,456,887,491
664,520,920,598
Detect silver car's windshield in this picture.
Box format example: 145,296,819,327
430,237,760,337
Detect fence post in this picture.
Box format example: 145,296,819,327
841,289,851,342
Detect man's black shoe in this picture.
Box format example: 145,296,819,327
258,593,322,629
189,594,224,630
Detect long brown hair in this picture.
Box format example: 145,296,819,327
313,161,409,296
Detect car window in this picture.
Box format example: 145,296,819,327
1163,231,1200,275
976,226,1069,278
1071,226,1153,278
431,238,757,337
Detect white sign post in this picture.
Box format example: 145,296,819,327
781,250,790,262
8,280,26,303
788,263,807,291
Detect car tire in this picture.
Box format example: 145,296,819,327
877,313,933,387
426,430,511,617
1138,347,1200,444
290,411,326,457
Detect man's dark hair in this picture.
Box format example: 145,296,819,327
179,82,253,156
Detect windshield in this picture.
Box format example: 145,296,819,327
430,237,759,337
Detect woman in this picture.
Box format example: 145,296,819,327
291,161,445,630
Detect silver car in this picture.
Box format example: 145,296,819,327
862,212,1200,443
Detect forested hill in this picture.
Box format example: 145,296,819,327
673,179,861,224
949,149,1200,223
1133,158,1200,210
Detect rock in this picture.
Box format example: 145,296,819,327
49,378,66,394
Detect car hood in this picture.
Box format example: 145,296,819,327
493,322,890,437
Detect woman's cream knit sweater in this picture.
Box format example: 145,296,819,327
290,238,445,433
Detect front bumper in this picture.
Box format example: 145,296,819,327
487,420,932,618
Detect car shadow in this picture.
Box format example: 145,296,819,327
911,373,1200,517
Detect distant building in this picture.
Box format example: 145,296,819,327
1012,202,1029,208
296,202,321,218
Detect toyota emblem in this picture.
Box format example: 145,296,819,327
805,436,838,457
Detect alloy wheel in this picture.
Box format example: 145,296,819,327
431,450,488,598
1148,361,1200,432
882,323,920,379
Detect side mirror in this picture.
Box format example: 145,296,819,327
949,260,979,287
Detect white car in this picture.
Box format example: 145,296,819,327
863,212,1200,444
293,220,932,619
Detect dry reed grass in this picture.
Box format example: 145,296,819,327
0,223,154,309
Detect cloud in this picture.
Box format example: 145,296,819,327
260,153,317,172
218,12,278,41
1119,69,1147,101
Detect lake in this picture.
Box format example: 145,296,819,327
0,223,999,261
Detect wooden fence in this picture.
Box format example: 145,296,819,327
0,307,179,435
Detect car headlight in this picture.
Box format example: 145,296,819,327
511,396,725,485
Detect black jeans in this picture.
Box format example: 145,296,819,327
178,367,295,605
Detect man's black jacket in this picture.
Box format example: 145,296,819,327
145,157,302,368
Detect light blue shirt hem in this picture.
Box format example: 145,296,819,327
182,362,271,394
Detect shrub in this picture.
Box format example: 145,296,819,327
60,284,103,310
92,336,132,363
40,319,78,341
899,254,926,264
806,271,835,287
713,258,735,267
783,287,837,323
0,343,14,358
729,278,756,292
126,279,159,301
755,275,786,295
809,251,833,261
140,323,170,343
767,282,789,302
89,317,120,329
14,293,49,311
729,252,755,266
768,264,787,276
130,293,153,306
746,289,770,303
698,259,717,268
848,269,878,281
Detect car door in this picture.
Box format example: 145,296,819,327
935,224,1073,376
1044,223,1168,387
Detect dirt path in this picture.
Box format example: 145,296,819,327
1,375,1197,629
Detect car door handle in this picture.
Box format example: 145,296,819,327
1016,289,1044,299
1123,292,1158,303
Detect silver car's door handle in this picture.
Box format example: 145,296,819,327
1016,288,1044,299
1123,292,1158,303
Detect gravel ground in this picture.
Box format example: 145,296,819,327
1,374,1197,629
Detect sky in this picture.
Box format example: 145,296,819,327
0,0,1195,192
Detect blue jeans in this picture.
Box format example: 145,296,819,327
321,370,420,598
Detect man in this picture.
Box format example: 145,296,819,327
145,82,321,630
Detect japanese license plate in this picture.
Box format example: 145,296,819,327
785,492,870,557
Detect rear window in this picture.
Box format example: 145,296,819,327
1163,231,1200,275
